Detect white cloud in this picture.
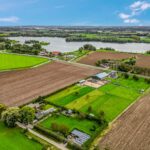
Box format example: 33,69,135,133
119,13,131,19
0,16,19,23
130,1,150,11
130,1,143,9
119,1,150,24
141,2,150,10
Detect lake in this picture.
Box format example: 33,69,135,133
7,37,150,53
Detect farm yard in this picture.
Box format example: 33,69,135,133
0,53,48,71
78,51,150,69
99,93,150,150
0,122,42,150
45,76,149,122
0,61,99,106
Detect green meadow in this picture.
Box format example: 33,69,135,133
0,53,48,71
45,85,94,106
0,122,42,150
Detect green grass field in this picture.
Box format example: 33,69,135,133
40,114,99,136
67,77,149,121
45,77,149,122
0,122,42,150
45,85,94,106
0,53,49,71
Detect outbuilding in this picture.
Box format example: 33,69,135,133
93,72,109,80
71,129,90,145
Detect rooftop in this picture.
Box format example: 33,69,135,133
94,72,109,79
71,129,90,145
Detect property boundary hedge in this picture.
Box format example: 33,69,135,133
34,124,66,143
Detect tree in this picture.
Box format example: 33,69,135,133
5,41,11,49
51,122,59,131
32,43,42,50
125,58,136,66
36,96,44,103
51,122,69,136
20,106,35,125
87,106,92,113
98,110,105,124
75,91,79,96
0,104,6,117
118,63,132,72
61,124,69,136
2,107,20,127
83,44,96,51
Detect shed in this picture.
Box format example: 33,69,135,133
93,72,109,80
109,71,118,78
52,51,61,56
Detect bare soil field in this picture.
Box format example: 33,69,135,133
78,52,150,68
0,61,99,106
99,93,150,150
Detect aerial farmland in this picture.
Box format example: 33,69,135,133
0,26,150,150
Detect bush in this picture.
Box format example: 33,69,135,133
123,73,129,79
146,50,150,54
118,63,132,72
51,122,69,137
145,78,150,84
67,142,83,150
133,75,139,81
34,125,66,143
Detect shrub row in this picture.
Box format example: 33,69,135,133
67,142,83,150
34,125,66,143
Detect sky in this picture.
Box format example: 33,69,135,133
0,0,150,26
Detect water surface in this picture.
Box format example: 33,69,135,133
8,37,150,53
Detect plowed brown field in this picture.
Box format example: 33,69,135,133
0,61,99,106
78,52,150,68
99,93,150,150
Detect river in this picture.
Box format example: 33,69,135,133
7,37,150,53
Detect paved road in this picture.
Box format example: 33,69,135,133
28,129,68,150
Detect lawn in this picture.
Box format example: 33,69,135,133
0,53,49,71
45,85,94,106
0,122,42,150
39,114,99,136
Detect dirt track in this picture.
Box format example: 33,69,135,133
99,93,150,150
0,61,99,106
78,52,150,68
